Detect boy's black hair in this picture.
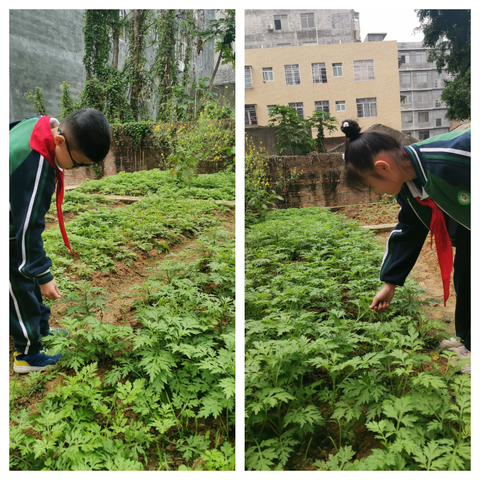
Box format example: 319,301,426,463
341,119,407,191
59,109,111,163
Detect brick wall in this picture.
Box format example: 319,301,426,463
64,124,232,185
265,153,382,208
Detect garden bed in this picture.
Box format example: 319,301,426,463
245,206,469,471
9,170,236,471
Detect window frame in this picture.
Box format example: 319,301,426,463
353,59,375,82
262,67,274,82
311,62,327,84
284,64,301,86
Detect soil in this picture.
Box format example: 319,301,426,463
337,203,456,334
9,204,235,377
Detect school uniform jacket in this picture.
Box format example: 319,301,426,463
379,129,471,287
9,117,59,286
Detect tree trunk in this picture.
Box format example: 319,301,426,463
210,43,224,87
131,9,141,120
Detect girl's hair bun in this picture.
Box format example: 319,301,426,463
341,119,361,141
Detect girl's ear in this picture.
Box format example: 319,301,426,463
373,158,391,172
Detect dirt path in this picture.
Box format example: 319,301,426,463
49,208,235,330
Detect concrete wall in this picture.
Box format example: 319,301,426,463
245,9,358,49
264,153,382,208
10,9,232,123
10,10,88,121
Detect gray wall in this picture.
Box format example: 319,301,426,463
10,10,87,121
245,9,358,49
10,9,234,122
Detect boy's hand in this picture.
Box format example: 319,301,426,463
40,279,62,301
370,282,396,312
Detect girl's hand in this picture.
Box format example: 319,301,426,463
370,283,396,312
40,279,62,301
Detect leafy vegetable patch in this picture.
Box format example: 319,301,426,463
245,207,470,471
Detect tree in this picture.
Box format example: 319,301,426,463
308,110,338,153
198,9,235,86
268,105,316,156
415,9,470,120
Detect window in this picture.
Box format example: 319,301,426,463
267,105,277,117
288,102,304,119
403,113,413,124
277,43,291,47
416,51,427,63
262,67,274,82
400,72,411,86
300,13,314,29
434,79,442,88
415,72,428,84
417,93,430,104
274,15,288,30
312,63,327,83
356,97,377,118
401,94,412,105
418,112,429,123
353,59,375,81
399,53,410,64
245,66,253,89
335,101,346,112
245,105,257,126
315,100,330,114
436,118,442,127
418,131,430,140
435,99,442,108
284,64,301,85
332,63,343,77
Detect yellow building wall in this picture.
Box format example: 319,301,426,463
245,41,402,137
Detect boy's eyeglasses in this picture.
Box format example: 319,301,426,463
57,127,91,168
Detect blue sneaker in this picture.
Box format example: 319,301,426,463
13,350,61,374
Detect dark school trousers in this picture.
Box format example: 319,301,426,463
9,239,51,355
452,223,471,351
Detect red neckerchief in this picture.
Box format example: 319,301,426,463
30,116,76,256
414,196,452,306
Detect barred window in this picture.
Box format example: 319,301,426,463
312,63,327,83
288,102,304,119
356,97,377,118
245,105,257,126
245,66,253,89
353,59,375,81
284,64,301,85
315,100,330,114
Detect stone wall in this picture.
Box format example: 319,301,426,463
265,153,382,208
64,131,229,186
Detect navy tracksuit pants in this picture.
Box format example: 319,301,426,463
9,239,51,355
452,223,471,351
